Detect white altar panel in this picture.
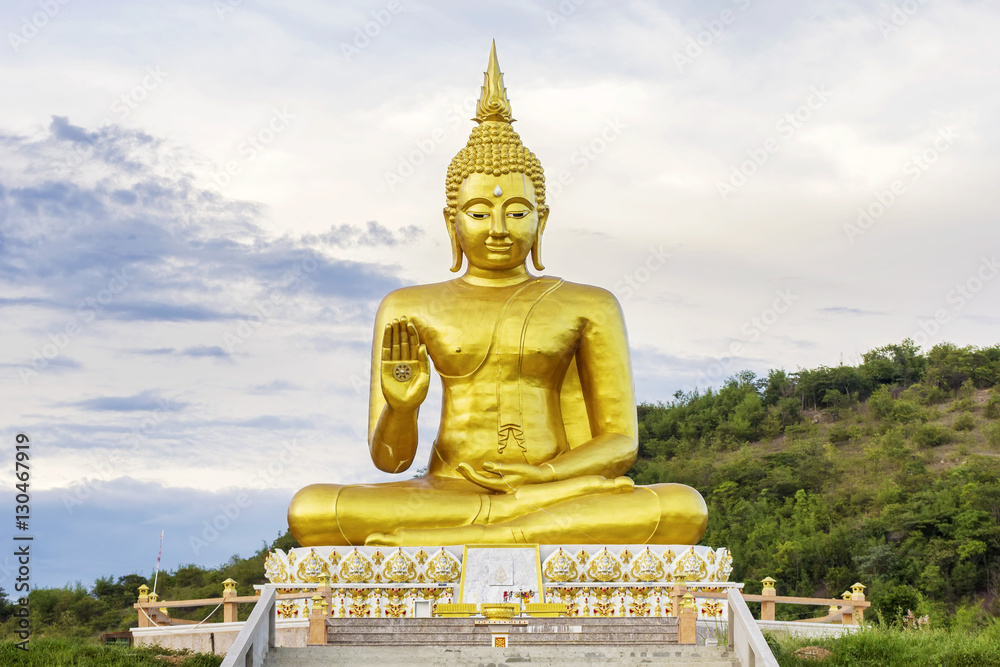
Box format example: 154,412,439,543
458,545,542,605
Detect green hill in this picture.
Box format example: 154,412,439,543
629,340,1000,627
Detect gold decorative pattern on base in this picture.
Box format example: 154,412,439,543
265,545,733,620
542,548,579,582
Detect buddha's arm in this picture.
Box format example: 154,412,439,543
547,290,638,480
367,298,429,473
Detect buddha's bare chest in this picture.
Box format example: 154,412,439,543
413,299,582,379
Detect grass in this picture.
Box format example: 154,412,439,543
0,637,222,666
771,621,1000,666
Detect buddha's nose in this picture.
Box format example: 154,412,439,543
490,210,508,237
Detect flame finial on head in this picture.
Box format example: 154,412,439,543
445,42,547,271
475,40,514,124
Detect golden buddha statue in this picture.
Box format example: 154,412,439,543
288,42,707,547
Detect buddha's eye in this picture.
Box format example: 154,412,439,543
506,210,529,219
466,211,490,220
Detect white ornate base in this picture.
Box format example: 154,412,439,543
264,544,733,620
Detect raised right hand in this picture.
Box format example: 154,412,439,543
380,316,430,411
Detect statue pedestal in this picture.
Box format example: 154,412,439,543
265,544,733,620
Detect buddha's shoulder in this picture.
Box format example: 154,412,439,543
549,278,622,308
376,281,454,309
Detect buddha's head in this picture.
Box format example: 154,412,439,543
444,42,548,274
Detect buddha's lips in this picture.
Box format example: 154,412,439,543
485,241,513,251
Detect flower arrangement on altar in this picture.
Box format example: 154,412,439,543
502,589,536,604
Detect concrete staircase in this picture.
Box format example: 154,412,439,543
262,618,740,665
328,617,679,646
264,645,739,666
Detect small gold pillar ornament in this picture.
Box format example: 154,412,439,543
308,594,328,646
851,582,866,623
841,591,855,626
222,578,239,623
136,585,151,628
336,589,347,618
320,576,333,614
671,579,688,618
678,593,697,644
761,577,777,621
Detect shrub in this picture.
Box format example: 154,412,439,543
828,423,851,444
913,424,954,448
869,385,895,419
957,378,977,399
953,413,976,431
985,395,1000,419
987,423,1000,447
900,381,950,406
951,397,975,413
892,400,925,423
872,584,922,625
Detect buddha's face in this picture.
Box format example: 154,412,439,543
450,171,547,272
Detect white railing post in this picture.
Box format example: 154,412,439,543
727,588,778,667
221,586,277,667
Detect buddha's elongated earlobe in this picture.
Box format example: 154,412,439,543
444,208,464,272
531,205,548,271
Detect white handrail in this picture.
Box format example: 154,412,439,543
221,586,276,667
727,588,778,667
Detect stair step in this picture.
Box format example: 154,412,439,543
264,645,739,666
326,617,680,647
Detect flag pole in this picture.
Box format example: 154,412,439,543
152,530,164,597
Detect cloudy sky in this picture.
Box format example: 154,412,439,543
1,0,998,589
